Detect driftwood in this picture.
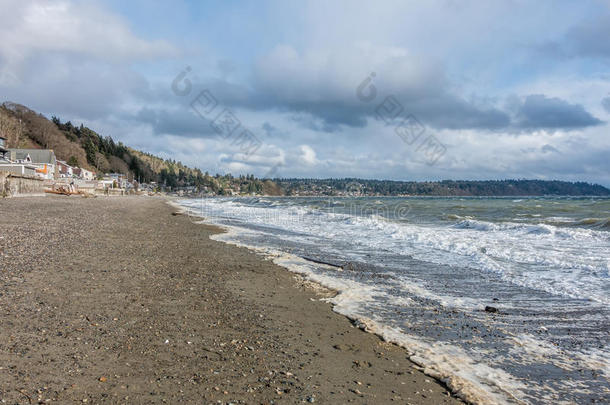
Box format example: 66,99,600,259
44,185,80,196
300,256,342,268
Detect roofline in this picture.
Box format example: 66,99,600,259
8,148,55,152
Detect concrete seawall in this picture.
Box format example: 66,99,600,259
0,172,46,197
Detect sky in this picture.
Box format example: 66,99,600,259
1,0,609,186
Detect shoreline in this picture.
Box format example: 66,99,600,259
0,196,463,404
174,197,480,404
173,200,511,405
176,194,610,405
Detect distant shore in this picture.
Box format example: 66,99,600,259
0,196,462,404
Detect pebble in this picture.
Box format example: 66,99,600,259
484,306,498,313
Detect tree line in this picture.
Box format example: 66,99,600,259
275,178,610,196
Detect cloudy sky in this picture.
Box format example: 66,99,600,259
1,0,609,185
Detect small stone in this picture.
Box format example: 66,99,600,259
484,306,498,313
99,377,107,382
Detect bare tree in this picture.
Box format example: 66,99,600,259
39,120,54,149
0,111,22,147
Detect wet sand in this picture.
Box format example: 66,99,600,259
0,196,463,404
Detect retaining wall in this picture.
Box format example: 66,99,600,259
0,172,46,197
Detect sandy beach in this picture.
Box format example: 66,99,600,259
0,196,462,404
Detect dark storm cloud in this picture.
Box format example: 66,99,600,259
278,94,510,132
230,88,598,133
514,95,603,130
135,107,217,138
142,75,601,137
404,96,511,130
193,47,597,133
187,78,510,133
286,101,369,131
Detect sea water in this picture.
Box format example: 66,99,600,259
178,196,610,404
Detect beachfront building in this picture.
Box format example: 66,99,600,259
97,178,115,193
7,149,57,180
0,139,38,176
57,160,74,178
73,167,96,181
106,172,129,188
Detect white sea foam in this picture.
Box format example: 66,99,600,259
180,198,610,304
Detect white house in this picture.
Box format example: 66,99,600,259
106,172,128,188
73,167,95,180
8,149,57,180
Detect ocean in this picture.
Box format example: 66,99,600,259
178,196,610,404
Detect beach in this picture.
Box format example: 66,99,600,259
178,196,610,404
0,196,461,404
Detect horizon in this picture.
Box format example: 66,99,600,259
1,1,609,187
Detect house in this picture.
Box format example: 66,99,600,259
106,172,128,188
8,149,57,180
97,178,116,194
0,139,39,176
73,167,95,181
57,160,74,178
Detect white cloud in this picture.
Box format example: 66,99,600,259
0,0,177,85
299,145,318,165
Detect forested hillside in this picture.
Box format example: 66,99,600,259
0,102,280,194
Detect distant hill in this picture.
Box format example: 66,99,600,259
276,178,610,196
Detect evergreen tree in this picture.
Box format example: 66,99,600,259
67,156,79,167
